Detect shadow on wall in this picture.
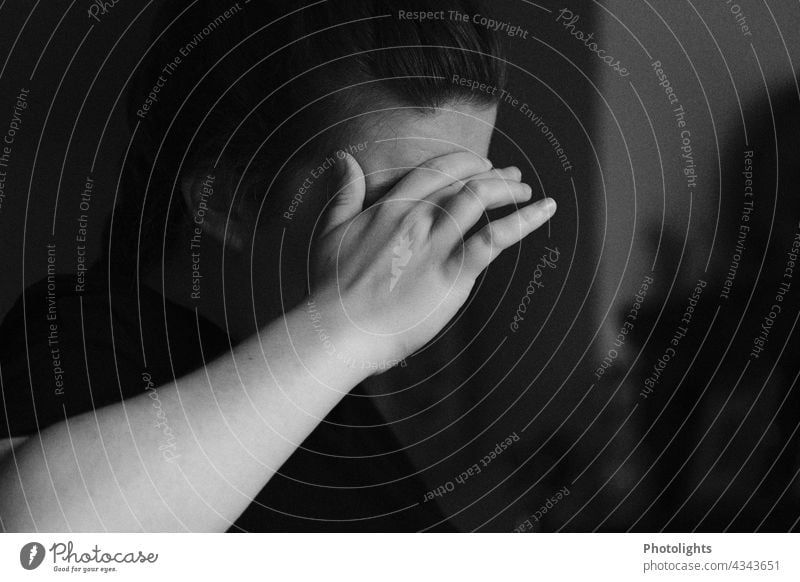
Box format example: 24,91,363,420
611,82,800,532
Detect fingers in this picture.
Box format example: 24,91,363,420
439,165,522,190
432,178,533,237
425,166,523,204
476,165,522,183
455,197,557,278
319,152,366,238
383,151,492,203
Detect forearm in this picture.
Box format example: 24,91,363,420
0,304,367,532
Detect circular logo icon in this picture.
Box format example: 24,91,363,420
20,542,45,570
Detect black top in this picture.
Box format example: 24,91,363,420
0,266,452,531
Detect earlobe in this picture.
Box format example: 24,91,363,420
181,173,246,252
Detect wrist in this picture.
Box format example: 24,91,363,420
298,292,400,378
280,297,372,389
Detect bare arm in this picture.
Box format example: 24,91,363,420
0,305,368,532
0,152,555,532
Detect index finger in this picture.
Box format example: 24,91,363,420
382,151,492,203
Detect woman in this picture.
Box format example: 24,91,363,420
0,0,555,531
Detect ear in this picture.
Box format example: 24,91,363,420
180,172,246,251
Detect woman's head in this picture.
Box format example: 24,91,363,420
108,0,508,281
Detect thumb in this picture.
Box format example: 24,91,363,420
320,151,366,237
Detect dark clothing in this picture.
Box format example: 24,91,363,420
0,267,451,531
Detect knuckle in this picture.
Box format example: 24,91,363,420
422,157,450,176
399,205,432,233
469,237,494,266
478,227,495,247
448,195,475,218
465,180,489,198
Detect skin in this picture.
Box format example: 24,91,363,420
0,101,555,531
167,103,509,341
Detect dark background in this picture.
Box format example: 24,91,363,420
1,1,799,531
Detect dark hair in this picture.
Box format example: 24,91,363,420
106,0,507,281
